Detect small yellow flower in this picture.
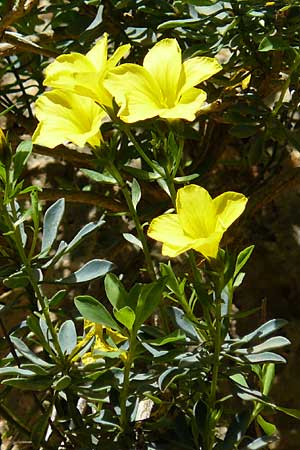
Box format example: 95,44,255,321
32,90,105,148
73,320,127,365
43,34,130,106
104,38,222,123
147,185,247,259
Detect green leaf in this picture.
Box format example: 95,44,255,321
174,173,199,183
3,271,29,288
114,306,135,330
131,178,141,210
123,233,143,250
58,320,77,354
232,319,288,346
274,406,300,420
2,376,52,390
235,336,290,355
259,36,290,52
10,336,54,368
68,219,105,248
13,139,32,180
158,18,201,30
50,259,114,284
104,273,128,309
256,415,277,436
220,411,252,450
134,278,166,330
80,168,116,184
30,189,40,233
234,245,254,278
52,374,72,390
49,289,67,308
149,330,186,346
241,435,278,449
41,198,65,255
123,165,160,181
241,352,286,364
75,295,120,331
0,367,35,377
31,406,52,448
160,262,183,298
262,363,275,396
158,367,188,391
170,307,199,341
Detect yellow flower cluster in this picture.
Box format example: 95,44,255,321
73,320,127,365
32,34,221,148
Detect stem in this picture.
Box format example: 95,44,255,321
8,201,64,361
119,335,136,435
120,126,165,178
188,251,214,337
108,161,156,280
206,283,223,450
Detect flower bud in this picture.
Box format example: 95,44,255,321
0,129,11,165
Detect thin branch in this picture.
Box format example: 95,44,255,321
18,188,126,213
2,30,58,57
0,0,38,34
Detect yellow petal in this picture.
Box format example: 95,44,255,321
86,34,108,72
241,73,251,90
176,185,216,238
104,64,163,122
148,214,193,256
192,232,223,259
44,53,95,86
160,87,207,121
213,192,248,231
107,44,131,69
180,57,222,93
32,90,105,148
143,38,182,106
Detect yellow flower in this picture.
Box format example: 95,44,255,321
32,90,105,148
104,38,222,123
43,33,130,106
73,320,127,365
147,185,247,259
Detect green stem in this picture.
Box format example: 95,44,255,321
119,335,136,434
8,201,64,361
206,284,223,450
121,126,165,177
188,251,214,337
108,161,156,280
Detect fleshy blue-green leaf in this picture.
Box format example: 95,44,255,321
50,259,114,284
58,320,77,354
41,198,65,255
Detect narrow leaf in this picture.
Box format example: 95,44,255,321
13,139,32,180
123,233,143,250
235,336,290,355
241,435,278,449
234,245,254,278
50,259,114,284
81,168,116,184
131,178,141,210
41,198,65,254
